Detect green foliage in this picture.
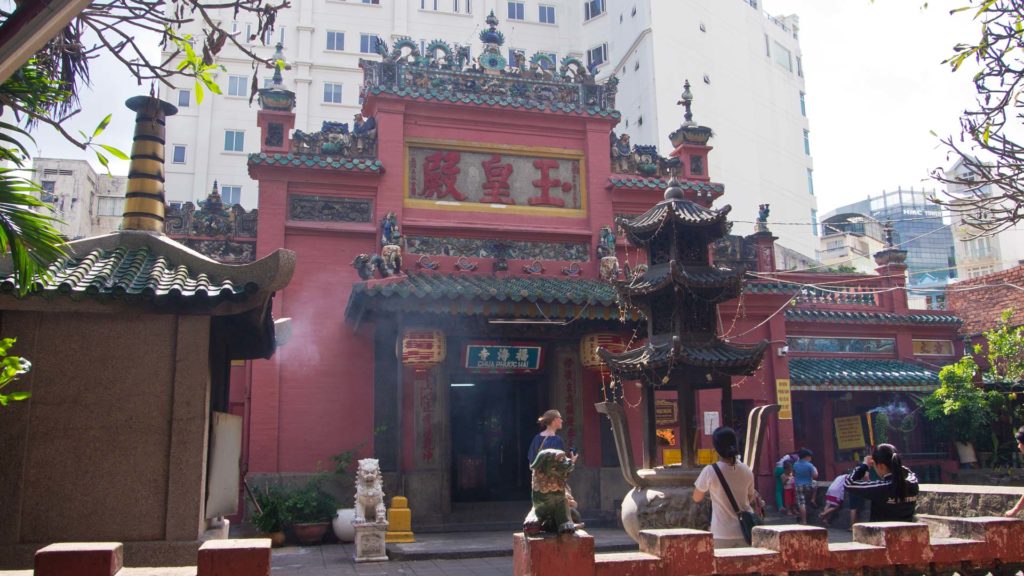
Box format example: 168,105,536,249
331,425,388,476
982,309,1024,385
251,485,290,533
0,338,31,407
167,31,225,105
284,480,337,524
924,354,1002,443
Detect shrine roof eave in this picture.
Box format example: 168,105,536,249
606,176,725,195
363,86,622,119
597,334,768,379
0,231,296,359
248,153,384,174
784,308,963,326
789,358,939,392
344,272,639,326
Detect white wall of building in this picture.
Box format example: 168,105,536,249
159,0,817,255
945,159,1024,280
31,158,127,239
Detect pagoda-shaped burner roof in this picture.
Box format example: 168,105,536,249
616,198,732,247
614,261,743,300
597,334,768,379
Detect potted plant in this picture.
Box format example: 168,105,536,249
285,480,338,546
250,485,289,547
924,355,1001,468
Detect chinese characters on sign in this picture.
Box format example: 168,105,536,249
776,378,792,420
415,371,439,466
834,415,866,451
464,344,543,372
408,146,582,211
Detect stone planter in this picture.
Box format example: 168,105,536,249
292,522,329,546
333,508,356,542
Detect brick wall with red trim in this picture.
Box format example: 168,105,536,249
946,263,1024,335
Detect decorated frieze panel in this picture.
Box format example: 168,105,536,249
288,194,372,222
405,141,586,216
405,236,590,262
180,239,255,264
787,336,896,354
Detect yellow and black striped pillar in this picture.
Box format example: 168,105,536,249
122,95,178,232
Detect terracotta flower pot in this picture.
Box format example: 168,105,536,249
292,522,329,546
261,531,286,547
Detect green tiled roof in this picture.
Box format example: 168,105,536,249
743,281,801,294
249,153,383,173
785,309,962,326
0,245,257,303
789,358,940,392
607,177,725,194
364,86,621,118
345,273,628,322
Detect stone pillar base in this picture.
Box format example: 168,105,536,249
354,522,389,562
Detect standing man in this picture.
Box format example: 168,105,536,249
792,448,818,524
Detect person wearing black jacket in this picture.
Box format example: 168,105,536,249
844,443,919,522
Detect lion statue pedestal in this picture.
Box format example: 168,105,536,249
353,458,389,562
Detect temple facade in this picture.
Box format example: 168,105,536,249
241,15,964,525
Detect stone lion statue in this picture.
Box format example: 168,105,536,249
354,458,387,524
523,448,578,536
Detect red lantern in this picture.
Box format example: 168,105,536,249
580,333,627,372
400,329,446,371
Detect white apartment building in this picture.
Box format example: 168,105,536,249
31,158,128,239
945,158,1024,280
159,0,817,256
817,213,885,274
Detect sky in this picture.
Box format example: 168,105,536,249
23,1,984,216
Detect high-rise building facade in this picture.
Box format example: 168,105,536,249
30,158,128,239
824,188,956,307
158,0,816,255
944,158,1024,280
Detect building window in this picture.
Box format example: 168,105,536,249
587,43,608,69
539,5,555,23
796,56,803,77
224,130,245,152
324,82,343,104
803,130,810,155
537,52,557,70
327,31,345,51
773,42,792,72
363,0,380,3
97,197,124,217
454,0,472,13
227,75,248,97
278,26,286,45
507,1,524,20
172,145,187,164
360,33,380,54
220,185,242,205
421,0,437,9
806,168,814,196
584,0,605,20
764,34,770,57
40,180,56,203
811,208,818,236
799,91,806,116
177,90,190,108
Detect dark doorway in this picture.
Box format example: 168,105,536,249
450,374,540,502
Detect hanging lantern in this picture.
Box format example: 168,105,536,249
400,329,446,370
580,333,628,372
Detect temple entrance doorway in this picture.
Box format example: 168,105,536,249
449,373,540,502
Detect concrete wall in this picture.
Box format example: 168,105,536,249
0,311,212,568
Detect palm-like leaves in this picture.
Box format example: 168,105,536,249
0,168,68,296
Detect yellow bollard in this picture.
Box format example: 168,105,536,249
385,496,415,543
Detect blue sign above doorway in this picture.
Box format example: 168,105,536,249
464,342,543,372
